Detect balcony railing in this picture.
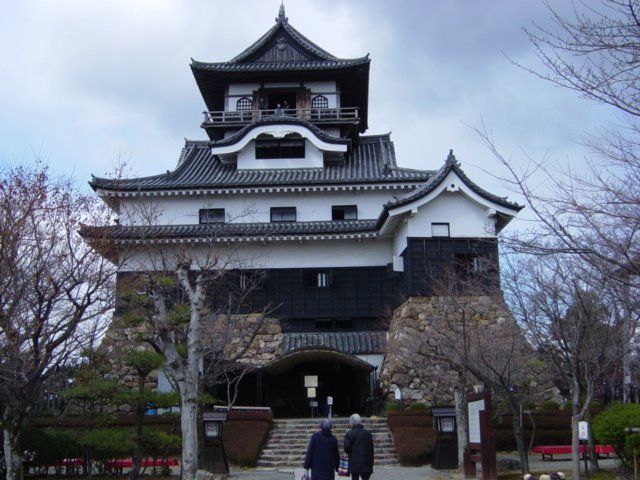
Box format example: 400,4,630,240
202,107,359,125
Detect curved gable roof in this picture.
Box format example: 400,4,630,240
385,150,523,213
89,134,432,193
229,5,339,63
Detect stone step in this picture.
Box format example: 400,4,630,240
256,417,398,468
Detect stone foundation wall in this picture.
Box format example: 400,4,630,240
100,315,284,401
379,295,546,406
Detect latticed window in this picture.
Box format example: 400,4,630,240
311,95,329,108
236,96,253,111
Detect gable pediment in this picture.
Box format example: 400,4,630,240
244,32,318,63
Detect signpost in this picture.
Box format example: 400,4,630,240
579,421,589,479
463,392,497,480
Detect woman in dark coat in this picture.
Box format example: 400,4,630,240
343,413,374,480
304,418,340,480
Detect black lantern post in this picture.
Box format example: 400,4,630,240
431,406,458,470
201,411,229,474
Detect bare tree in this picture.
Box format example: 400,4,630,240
385,270,544,474
503,253,621,479
0,164,115,480
100,228,273,480
494,0,640,403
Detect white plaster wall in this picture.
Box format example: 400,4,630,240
387,191,497,257
119,237,393,272
117,189,406,226
406,192,495,238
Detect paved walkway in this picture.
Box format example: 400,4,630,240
224,454,619,480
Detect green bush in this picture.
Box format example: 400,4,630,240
408,402,427,411
592,403,640,468
539,400,560,412
21,427,83,473
385,402,404,411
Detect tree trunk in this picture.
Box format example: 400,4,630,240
179,381,199,480
130,376,146,480
454,387,467,470
4,427,23,480
571,405,581,480
511,403,529,474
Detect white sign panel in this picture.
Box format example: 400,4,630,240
304,375,318,388
579,421,589,441
468,398,485,444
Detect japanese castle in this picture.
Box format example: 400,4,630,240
88,5,522,417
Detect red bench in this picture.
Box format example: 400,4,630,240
531,445,615,461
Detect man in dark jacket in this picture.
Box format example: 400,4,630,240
343,413,374,480
304,418,340,480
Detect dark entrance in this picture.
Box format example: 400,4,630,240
262,349,373,418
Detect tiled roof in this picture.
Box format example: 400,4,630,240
191,5,368,72
384,150,524,212
89,134,433,193
191,59,370,74
281,332,386,355
81,220,379,242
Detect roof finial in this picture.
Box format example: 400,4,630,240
276,2,288,24
447,149,457,164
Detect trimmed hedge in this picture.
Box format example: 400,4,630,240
387,409,579,465
223,410,273,467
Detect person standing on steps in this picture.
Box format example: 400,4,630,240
304,418,340,480
344,413,374,480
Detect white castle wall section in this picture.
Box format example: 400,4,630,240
406,193,496,238
118,189,409,226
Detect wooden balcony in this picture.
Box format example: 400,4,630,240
201,107,359,126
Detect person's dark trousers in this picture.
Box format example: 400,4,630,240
351,474,371,480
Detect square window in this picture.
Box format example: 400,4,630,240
431,223,450,237
199,208,225,224
332,205,357,220
271,207,296,222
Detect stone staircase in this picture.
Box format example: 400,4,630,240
257,417,398,468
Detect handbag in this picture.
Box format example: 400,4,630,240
301,469,311,480
338,455,349,476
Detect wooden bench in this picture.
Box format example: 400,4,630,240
531,445,616,461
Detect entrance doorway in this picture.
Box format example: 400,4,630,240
262,349,373,418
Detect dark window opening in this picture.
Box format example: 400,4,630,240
332,205,357,220
199,208,225,224
256,139,305,159
315,319,332,330
262,91,297,110
236,97,253,111
271,207,297,222
335,319,352,330
452,253,495,280
311,95,329,108
304,270,331,288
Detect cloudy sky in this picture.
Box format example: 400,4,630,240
0,0,613,206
